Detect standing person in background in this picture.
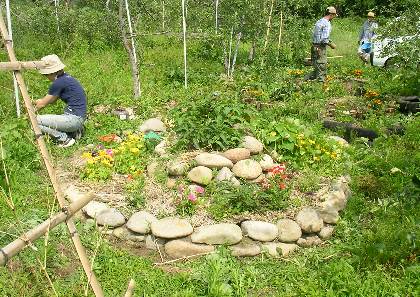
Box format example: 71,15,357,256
358,12,378,63
304,6,338,82
35,54,87,148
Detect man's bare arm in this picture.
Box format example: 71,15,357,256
35,94,58,111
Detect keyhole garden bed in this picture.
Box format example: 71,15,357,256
62,109,352,261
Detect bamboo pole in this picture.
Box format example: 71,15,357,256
161,0,165,32
124,0,141,97
181,0,188,88
0,9,104,297
5,0,20,117
215,0,219,34
0,193,94,266
263,0,275,51
277,10,283,51
123,279,136,297
227,26,233,77
0,61,48,71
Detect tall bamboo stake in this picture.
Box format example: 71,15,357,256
263,0,275,52
227,26,233,77
0,193,94,266
277,10,283,51
161,0,166,31
0,9,104,297
5,0,20,117
215,0,219,34
123,279,136,297
181,0,188,88
124,0,141,97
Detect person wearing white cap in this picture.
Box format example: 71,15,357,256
35,54,87,148
358,12,378,62
304,6,338,82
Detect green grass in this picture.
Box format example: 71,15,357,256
1,11,419,297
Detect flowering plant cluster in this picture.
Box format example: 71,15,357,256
352,69,363,77
81,132,145,180
365,90,383,110
260,163,288,190
287,69,304,76
176,184,205,216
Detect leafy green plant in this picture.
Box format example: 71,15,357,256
170,96,255,150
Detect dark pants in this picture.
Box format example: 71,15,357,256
306,44,327,82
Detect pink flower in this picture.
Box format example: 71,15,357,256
195,186,205,194
188,193,197,202
105,149,113,157
178,185,185,194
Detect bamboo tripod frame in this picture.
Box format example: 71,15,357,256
0,8,104,297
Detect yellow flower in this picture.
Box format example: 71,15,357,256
308,139,315,145
270,131,277,137
130,147,140,154
331,152,338,159
82,152,92,159
313,156,320,161
297,133,304,139
87,159,95,165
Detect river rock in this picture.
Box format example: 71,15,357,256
259,154,275,171
230,239,261,257
164,239,215,259
96,208,125,228
241,221,278,242
145,235,167,250
249,174,266,184
195,153,233,169
126,211,158,234
139,118,166,133
187,166,213,185
215,167,241,186
242,136,264,154
154,140,167,156
295,207,323,233
151,217,193,239
319,226,334,240
321,190,347,211
82,201,109,219
191,223,242,245
166,178,177,189
232,159,262,180
223,148,251,163
297,235,322,247
112,227,145,242
277,219,302,242
167,161,189,176
318,207,339,224
147,161,159,177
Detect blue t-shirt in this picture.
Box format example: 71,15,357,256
48,73,87,118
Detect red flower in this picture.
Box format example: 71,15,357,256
278,182,286,190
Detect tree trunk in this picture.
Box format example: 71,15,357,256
119,0,141,98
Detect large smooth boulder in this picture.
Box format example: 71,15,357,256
230,239,261,257
112,227,145,242
167,161,189,176
82,201,109,219
232,159,262,180
187,166,213,185
319,226,334,240
96,208,125,228
191,223,242,245
241,221,278,242
223,148,251,163
318,207,340,224
321,190,347,211
277,219,302,242
195,153,233,169
297,235,322,247
139,118,166,133
242,136,264,154
262,242,298,257
151,217,193,239
126,211,158,234
295,207,323,233
215,167,241,186
259,154,275,171
164,239,215,259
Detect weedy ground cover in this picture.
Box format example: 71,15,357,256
0,6,419,296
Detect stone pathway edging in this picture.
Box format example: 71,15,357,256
69,176,351,260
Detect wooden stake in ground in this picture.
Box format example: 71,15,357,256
123,279,136,297
0,9,104,297
118,0,141,98
215,0,219,34
0,193,95,266
161,0,166,32
181,0,188,88
277,10,283,51
5,0,20,117
263,0,275,52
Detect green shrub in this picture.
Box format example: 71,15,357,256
170,95,255,151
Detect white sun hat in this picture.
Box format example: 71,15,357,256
39,54,66,75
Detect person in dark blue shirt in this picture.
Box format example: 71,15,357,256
35,54,87,147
